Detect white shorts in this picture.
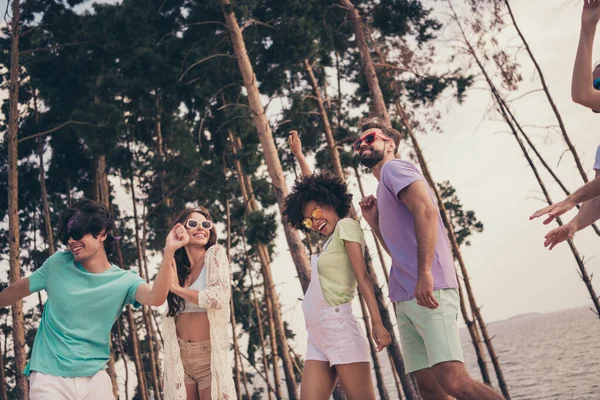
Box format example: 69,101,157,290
29,370,115,400
305,304,371,366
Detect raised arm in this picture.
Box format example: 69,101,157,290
136,223,189,306
288,130,312,177
530,175,600,224
0,278,32,309
572,0,600,109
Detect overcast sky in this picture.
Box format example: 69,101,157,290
1,0,599,355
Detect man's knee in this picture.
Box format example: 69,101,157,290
413,370,452,400
432,362,472,398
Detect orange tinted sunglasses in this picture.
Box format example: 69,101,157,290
302,206,323,229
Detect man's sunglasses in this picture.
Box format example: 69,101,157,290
67,228,86,241
353,131,390,152
185,219,213,230
302,207,323,230
594,78,600,90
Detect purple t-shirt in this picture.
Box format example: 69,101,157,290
376,159,458,302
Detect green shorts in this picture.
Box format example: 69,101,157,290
395,288,464,373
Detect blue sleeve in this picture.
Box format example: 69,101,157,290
382,160,423,197
29,252,64,293
124,272,146,309
594,145,600,170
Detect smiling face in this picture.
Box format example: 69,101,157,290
184,212,212,247
357,128,394,168
68,231,107,262
301,201,340,237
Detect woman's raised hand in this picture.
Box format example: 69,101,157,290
582,0,600,28
288,130,304,158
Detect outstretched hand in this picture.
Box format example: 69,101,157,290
582,0,600,27
288,130,303,158
529,199,576,225
543,222,577,250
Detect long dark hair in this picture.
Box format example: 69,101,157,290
166,207,218,317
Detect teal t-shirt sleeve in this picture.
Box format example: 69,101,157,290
337,218,365,247
29,252,63,292
124,272,146,309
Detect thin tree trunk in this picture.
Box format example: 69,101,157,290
155,96,173,214
504,0,589,184
7,0,28,396
221,0,311,299
246,244,275,400
304,59,344,179
228,130,297,398
115,231,148,400
95,159,120,398
458,276,491,385
115,318,130,400
264,290,283,400
0,334,7,400
223,193,246,400
353,165,391,284
358,292,389,400
128,171,163,398
338,0,390,125
388,352,404,400
35,94,55,256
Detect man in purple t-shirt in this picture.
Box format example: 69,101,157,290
357,117,503,400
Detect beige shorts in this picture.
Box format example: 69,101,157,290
178,338,212,390
29,370,114,400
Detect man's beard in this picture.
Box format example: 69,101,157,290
358,149,384,168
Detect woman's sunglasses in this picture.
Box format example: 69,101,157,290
594,78,600,90
353,131,390,152
302,207,323,230
185,219,213,230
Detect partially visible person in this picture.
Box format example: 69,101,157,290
0,198,172,400
530,145,600,248
162,207,236,400
356,117,504,400
284,130,391,400
572,0,600,111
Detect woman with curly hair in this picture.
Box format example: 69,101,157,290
284,131,391,400
161,207,236,400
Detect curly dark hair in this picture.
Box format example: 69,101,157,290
167,207,217,317
56,198,117,256
283,173,353,233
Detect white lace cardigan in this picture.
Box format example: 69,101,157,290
162,244,237,400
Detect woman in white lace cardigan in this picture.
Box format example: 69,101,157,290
161,207,236,400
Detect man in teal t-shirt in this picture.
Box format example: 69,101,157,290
0,199,178,399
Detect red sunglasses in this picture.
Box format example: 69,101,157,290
353,131,390,152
